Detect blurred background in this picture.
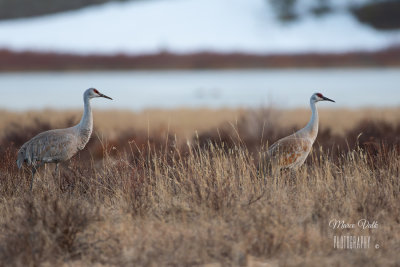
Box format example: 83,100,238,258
0,0,400,155
0,0,399,110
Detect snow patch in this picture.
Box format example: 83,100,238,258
0,0,399,54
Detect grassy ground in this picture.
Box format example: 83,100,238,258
0,108,399,266
1,107,399,138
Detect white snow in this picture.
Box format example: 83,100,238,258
0,0,399,54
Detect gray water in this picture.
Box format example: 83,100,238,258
0,68,399,110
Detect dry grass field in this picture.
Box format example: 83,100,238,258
0,108,399,266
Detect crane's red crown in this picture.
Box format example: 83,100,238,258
316,93,323,98
93,89,99,94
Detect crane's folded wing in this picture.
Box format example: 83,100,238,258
267,137,312,166
17,129,79,167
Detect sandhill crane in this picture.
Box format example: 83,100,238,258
267,93,335,170
17,88,112,190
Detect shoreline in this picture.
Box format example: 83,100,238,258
1,47,400,71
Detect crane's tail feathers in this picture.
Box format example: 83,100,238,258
16,150,27,169
16,158,23,169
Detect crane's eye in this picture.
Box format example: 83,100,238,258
316,93,323,98
93,89,99,94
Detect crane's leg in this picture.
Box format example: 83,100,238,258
30,163,44,191
54,163,60,189
30,166,37,191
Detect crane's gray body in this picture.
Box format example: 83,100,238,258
17,125,91,169
267,135,314,170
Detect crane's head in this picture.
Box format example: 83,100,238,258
312,93,335,103
86,88,113,100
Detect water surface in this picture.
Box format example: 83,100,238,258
0,68,399,111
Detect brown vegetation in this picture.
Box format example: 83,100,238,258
2,47,400,71
0,108,399,266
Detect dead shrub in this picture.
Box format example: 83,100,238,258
0,193,101,266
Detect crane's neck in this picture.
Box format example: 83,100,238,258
76,94,93,148
300,99,319,140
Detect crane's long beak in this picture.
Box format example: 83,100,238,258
322,96,335,103
99,93,113,100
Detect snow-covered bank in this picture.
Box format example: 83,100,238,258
0,0,399,54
